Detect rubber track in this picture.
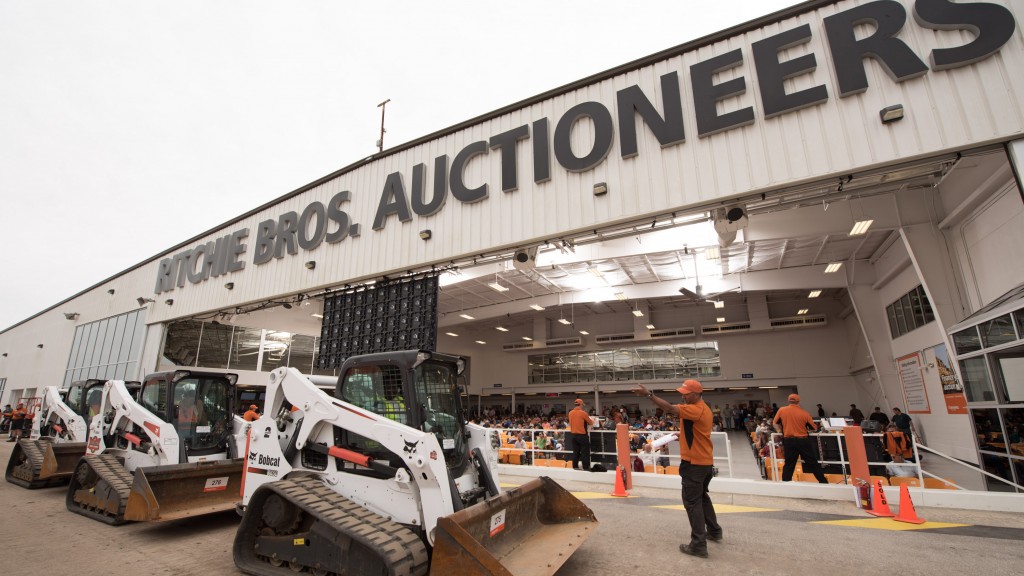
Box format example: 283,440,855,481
237,475,429,576
5,439,48,488
67,453,134,525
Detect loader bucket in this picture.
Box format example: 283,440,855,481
5,439,86,489
430,476,597,576
123,458,244,522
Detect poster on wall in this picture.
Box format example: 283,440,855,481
896,352,931,414
932,344,967,414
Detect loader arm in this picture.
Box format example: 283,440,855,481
250,367,458,542
34,386,87,442
86,380,178,470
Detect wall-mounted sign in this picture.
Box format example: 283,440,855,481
897,352,931,414
932,344,967,414
741,373,754,379
492,383,503,388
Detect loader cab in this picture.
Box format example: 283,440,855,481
138,371,238,462
65,379,107,425
336,350,469,475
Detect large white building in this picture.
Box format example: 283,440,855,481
2,0,1024,487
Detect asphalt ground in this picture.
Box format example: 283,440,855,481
1,439,1022,576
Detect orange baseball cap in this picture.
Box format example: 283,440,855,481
250,404,258,410
574,398,584,405
676,379,703,395
788,394,800,403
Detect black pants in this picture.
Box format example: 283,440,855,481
679,461,720,551
571,433,591,470
781,436,827,483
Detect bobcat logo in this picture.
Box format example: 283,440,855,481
403,440,418,454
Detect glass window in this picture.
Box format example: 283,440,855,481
108,315,127,364
901,294,916,331
953,327,982,355
99,316,118,367
89,319,109,368
261,331,292,372
960,357,996,402
909,289,927,328
162,320,202,367
1016,310,1024,341
139,379,166,415
992,351,1024,403
894,300,908,335
980,454,1015,492
886,305,899,339
981,315,1017,348
290,335,316,374
1003,407,1024,450
229,327,262,371
196,323,233,369
919,287,936,324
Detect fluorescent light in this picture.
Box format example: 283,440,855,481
488,282,509,292
808,290,822,298
798,309,809,315
704,246,720,260
713,300,724,309
475,340,486,345
522,336,533,341
495,326,509,332
824,262,843,273
459,313,475,320
311,313,324,319
849,219,874,236
530,304,545,311
759,386,779,389
716,317,725,323
445,332,458,337
646,324,655,329
558,318,571,325
579,330,589,335
587,267,603,277
614,292,627,301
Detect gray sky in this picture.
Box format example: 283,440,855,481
0,0,802,331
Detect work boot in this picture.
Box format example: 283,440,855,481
707,530,723,542
679,544,708,558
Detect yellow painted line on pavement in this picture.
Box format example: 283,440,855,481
812,518,968,531
654,504,780,513
500,483,521,488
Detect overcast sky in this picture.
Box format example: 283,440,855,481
0,0,803,331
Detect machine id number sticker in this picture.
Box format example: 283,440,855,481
442,438,455,449
196,425,211,433
204,477,229,492
489,509,506,537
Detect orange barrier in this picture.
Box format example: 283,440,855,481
616,424,631,490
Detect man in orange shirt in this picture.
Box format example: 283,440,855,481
568,398,594,471
7,403,27,442
772,394,827,483
243,404,260,422
634,380,721,559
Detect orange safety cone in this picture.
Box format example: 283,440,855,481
865,480,894,517
610,465,630,497
893,483,926,524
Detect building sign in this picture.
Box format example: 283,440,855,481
932,343,967,414
151,0,1019,296
897,352,931,414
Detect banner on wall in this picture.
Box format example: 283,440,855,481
896,352,931,414
933,344,967,415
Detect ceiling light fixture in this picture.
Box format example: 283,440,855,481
311,313,324,319
713,300,724,309
587,266,603,277
475,340,486,345
460,313,475,320
445,332,458,337
558,318,571,325
496,326,508,332
716,317,726,323
530,304,545,311
808,290,822,298
579,330,589,335
825,262,843,273
798,309,809,315
646,324,655,329
522,336,533,341
614,292,627,301
849,219,874,236
704,246,720,260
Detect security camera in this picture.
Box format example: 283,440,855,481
513,247,538,270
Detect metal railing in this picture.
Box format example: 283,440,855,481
495,427,733,477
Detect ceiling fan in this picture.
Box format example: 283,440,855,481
677,252,734,303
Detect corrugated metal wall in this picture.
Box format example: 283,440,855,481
129,0,1024,323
